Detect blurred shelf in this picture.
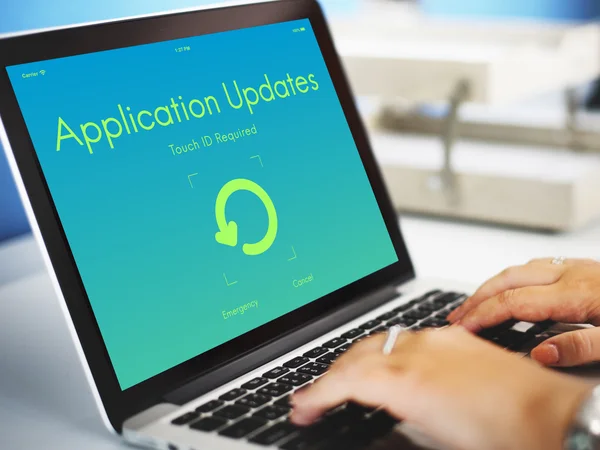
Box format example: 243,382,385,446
372,131,600,231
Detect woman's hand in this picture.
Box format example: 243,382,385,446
448,258,600,367
290,328,590,450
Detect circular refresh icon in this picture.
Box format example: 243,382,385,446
214,178,278,256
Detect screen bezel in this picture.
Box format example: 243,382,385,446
0,0,415,431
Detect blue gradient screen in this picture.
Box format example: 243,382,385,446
6,19,398,389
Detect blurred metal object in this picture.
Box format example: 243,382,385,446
372,130,600,231
331,3,600,221
377,102,600,153
565,86,584,152
440,80,470,206
378,80,470,207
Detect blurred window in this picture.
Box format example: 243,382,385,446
0,0,355,34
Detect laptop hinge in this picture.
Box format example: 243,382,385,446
163,282,404,406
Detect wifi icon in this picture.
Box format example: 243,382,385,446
39,70,46,76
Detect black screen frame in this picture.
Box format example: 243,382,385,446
0,0,415,431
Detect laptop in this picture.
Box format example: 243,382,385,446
0,1,558,449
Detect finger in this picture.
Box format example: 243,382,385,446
529,257,597,266
291,333,415,425
531,328,600,367
527,258,556,265
290,354,395,425
458,285,560,333
448,264,564,323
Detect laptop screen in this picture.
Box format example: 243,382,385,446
5,18,398,390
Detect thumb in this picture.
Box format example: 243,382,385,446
531,327,600,367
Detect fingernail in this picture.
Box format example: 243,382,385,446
451,319,461,327
532,344,559,365
456,319,479,333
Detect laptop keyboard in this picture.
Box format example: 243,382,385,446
170,289,552,448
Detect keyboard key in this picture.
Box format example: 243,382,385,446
430,299,449,309
345,402,376,415
359,409,399,438
401,316,419,326
195,400,224,413
303,347,328,359
340,329,363,340
171,411,199,426
448,292,467,301
404,309,431,320
236,393,272,408
387,316,416,327
369,326,388,335
219,417,268,439
280,434,321,450
320,410,393,450
241,377,269,390
297,362,329,376
326,404,368,428
392,303,413,313
323,337,347,349
280,421,331,450
249,421,299,446
337,344,351,353
213,405,251,420
527,321,553,336
420,290,442,300
416,303,437,313
421,317,449,328
317,352,341,365
190,416,227,432
219,388,247,402
282,407,365,450
478,321,517,341
511,322,535,333
386,317,405,327
432,292,461,305
284,357,310,369
263,366,290,379
254,405,290,421
497,330,531,350
376,311,397,321
279,372,313,387
275,395,291,407
258,382,293,397
359,320,381,330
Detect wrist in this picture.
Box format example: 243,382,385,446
530,375,592,450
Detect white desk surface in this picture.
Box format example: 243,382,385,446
2,215,600,449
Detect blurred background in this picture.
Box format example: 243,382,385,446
3,0,600,241
2,2,600,448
